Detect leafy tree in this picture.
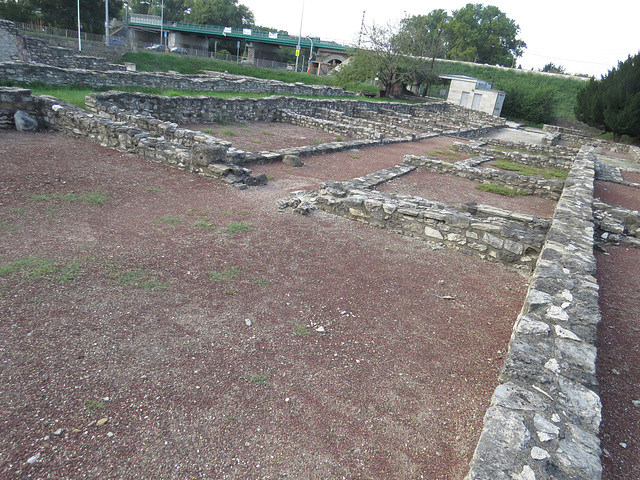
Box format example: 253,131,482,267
446,3,525,66
334,22,436,97
186,0,253,27
393,9,449,58
23,0,124,34
0,0,33,23
575,53,640,141
541,62,566,74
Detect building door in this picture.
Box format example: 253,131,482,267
493,93,506,116
471,93,483,110
460,91,469,107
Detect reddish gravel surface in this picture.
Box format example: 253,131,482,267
595,181,640,212
376,170,557,219
622,171,640,185
597,246,640,480
0,130,532,480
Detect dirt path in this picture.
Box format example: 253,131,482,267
0,130,535,479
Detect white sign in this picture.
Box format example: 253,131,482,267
223,26,232,36
269,32,278,39
243,28,252,35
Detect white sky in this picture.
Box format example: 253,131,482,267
240,0,639,77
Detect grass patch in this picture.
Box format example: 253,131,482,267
253,278,269,287
426,148,459,157
194,219,215,230
249,374,268,384
86,191,108,204
222,222,250,234
85,399,106,411
475,183,528,196
0,256,83,282
262,130,275,136
294,324,312,336
146,187,165,193
157,214,183,226
110,268,169,290
208,266,242,283
11,208,27,215
348,153,362,159
30,191,108,204
0,221,21,234
492,159,568,180
220,128,236,136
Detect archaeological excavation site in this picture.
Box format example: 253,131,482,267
2,18,640,480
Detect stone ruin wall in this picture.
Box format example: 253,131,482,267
0,19,125,71
0,85,612,479
466,148,603,480
404,154,565,200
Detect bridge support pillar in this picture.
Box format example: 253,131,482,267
246,42,281,62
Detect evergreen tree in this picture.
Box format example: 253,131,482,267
576,53,640,141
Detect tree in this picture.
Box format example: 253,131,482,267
334,22,436,97
393,9,449,58
0,0,34,23
541,62,566,74
446,3,525,66
575,53,640,141
186,0,253,27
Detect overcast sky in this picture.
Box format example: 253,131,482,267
240,0,639,77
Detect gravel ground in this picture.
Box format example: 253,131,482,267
1,130,529,480
2,126,636,479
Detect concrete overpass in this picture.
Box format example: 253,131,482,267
128,14,350,72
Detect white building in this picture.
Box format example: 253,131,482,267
439,74,506,116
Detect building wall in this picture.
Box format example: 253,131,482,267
446,79,503,116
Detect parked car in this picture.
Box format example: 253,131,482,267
108,38,125,46
170,47,188,55
146,44,167,52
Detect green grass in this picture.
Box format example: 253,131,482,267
0,256,83,282
193,219,215,230
30,191,108,204
294,324,312,336
249,374,268,384
253,278,269,287
492,159,568,180
110,268,169,290
157,214,183,226
426,148,458,157
475,183,528,196
85,399,106,411
0,221,20,234
208,266,243,283
222,222,250,234
146,187,165,193
220,128,236,136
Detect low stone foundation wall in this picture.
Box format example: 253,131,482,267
465,147,602,480
453,141,574,170
404,155,565,200
285,166,550,270
0,86,43,129
0,60,352,97
0,19,125,71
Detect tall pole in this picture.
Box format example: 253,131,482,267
105,0,109,46
77,0,82,51
295,0,304,72
160,0,164,48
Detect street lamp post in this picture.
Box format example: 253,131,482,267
306,36,313,73
295,0,304,72
105,0,110,46
77,0,82,51
160,0,164,49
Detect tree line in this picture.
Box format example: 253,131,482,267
0,0,254,35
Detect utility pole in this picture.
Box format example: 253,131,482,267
357,10,365,48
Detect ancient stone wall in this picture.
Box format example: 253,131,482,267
0,60,351,96
0,20,124,71
286,167,549,270
0,86,43,129
453,141,575,170
465,147,603,480
404,154,565,200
